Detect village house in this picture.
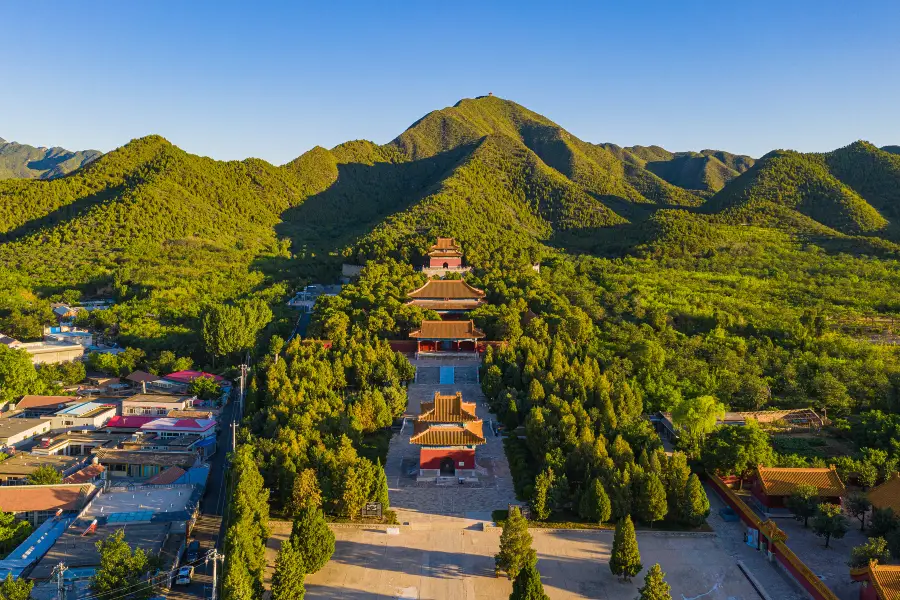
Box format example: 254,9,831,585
410,392,485,478
751,465,845,510
0,454,84,485
40,401,116,433
14,395,81,417
94,448,200,480
0,483,96,527
120,393,195,416
0,417,55,450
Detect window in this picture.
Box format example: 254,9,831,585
112,464,126,472
157,409,166,415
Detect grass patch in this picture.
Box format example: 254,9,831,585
327,509,399,525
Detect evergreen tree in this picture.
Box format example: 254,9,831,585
578,477,611,525
223,445,270,598
271,537,306,600
637,563,672,600
663,452,690,519
371,459,390,511
496,506,537,580
510,564,550,600
637,472,668,527
0,574,32,600
289,468,323,517
609,516,642,582
291,507,336,574
505,395,520,430
681,474,710,527
532,468,554,521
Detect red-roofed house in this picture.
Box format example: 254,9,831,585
63,462,106,484
103,415,157,433
15,395,81,415
154,370,225,394
140,417,216,439
0,483,97,526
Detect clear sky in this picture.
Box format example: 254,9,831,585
1,1,897,164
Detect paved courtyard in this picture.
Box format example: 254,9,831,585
265,524,763,600
385,359,518,525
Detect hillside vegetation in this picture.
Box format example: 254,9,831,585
0,95,899,369
0,137,100,180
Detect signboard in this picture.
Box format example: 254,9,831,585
362,502,382,519
509,504,532,520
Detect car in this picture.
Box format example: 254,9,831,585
184,540,200,563
175,566,194,585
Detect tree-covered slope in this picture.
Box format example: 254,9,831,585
706,148,890,235
0,137,101,180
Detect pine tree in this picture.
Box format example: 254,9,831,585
664,452,690,519
578,477,611,525
371,459,390,511
609,516,642,582
291,506,336,574
532,468,554,521
638,472,668,527
289,468,322,517
505,395,520,430
510,564,550,600
496,506,537,580
638,563,672,600
681,474,710,527
271,537,306,600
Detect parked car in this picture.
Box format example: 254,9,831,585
175,566,194,585
184,540,200,563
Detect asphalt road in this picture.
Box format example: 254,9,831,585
165,390,237,599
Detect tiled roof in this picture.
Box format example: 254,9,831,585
409,320,485,340
126,371,161,383
428,238,462,256
408,280,485,300
146,466,187,485
140,417,215,431
869,473,900,514
104,416,157,429
418,392,478,422
432,237,458,250
855,562,900,600
410,425,486,446
164,370,224,383
94,449,198,468
0,484,92,512
756,466,845,498
16,395,80,410
63,463,106,484
407,299,485,311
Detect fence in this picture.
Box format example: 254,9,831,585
707,473,840,600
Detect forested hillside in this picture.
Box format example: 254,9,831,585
0,137,100,180
1,95,899,375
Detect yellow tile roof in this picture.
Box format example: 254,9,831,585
869,473,900,514
408,280,485,299
856,562,900,600
418,392,479,422
756,466,845,498
409,320,485,340
410,425,485,446
407,299,485,311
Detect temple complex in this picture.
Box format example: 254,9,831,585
407,279,486,316
410,392,485,477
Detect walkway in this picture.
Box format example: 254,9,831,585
385,357,517,527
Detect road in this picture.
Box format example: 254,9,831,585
165,388,237,599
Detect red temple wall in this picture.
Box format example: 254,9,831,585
419,448,475,469
428,257,462,268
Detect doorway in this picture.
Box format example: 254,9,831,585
439,457,455,475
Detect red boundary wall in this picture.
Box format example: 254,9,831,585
707,473,840,600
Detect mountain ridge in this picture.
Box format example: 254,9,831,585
0,137,101,180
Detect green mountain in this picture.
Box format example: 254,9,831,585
600,145,754,194
0,137,101,180
707,142,898,237
882,145,900,155
3,95,900,353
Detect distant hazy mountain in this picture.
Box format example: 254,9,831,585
0,137,101,180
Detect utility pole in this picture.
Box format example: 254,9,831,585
55,562,67,600
231,421,236,452
209,549,224,600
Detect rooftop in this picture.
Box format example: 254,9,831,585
418,392,479,423
0,484,94,513
140,417,215,432
0,417,52,440
410,424,486,447
63,463,106,484
409,320,485,340
869,473,900,514
146,466,187,485
94,449,199,469
408,279,485,300
163,370,224,384
125,370,162,383
123,393,194,404
852,562,900,600
86,484,198,518
755,466,845,498
103,415,157,429
54,401,116,418
15,396,80,411
0,454,81,476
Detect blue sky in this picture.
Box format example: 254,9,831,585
1,1,897,164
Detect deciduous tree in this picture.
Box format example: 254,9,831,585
786,484,820,528
811,503,849,548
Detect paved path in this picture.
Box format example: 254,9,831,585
704,483,806,600
385,358,518,527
